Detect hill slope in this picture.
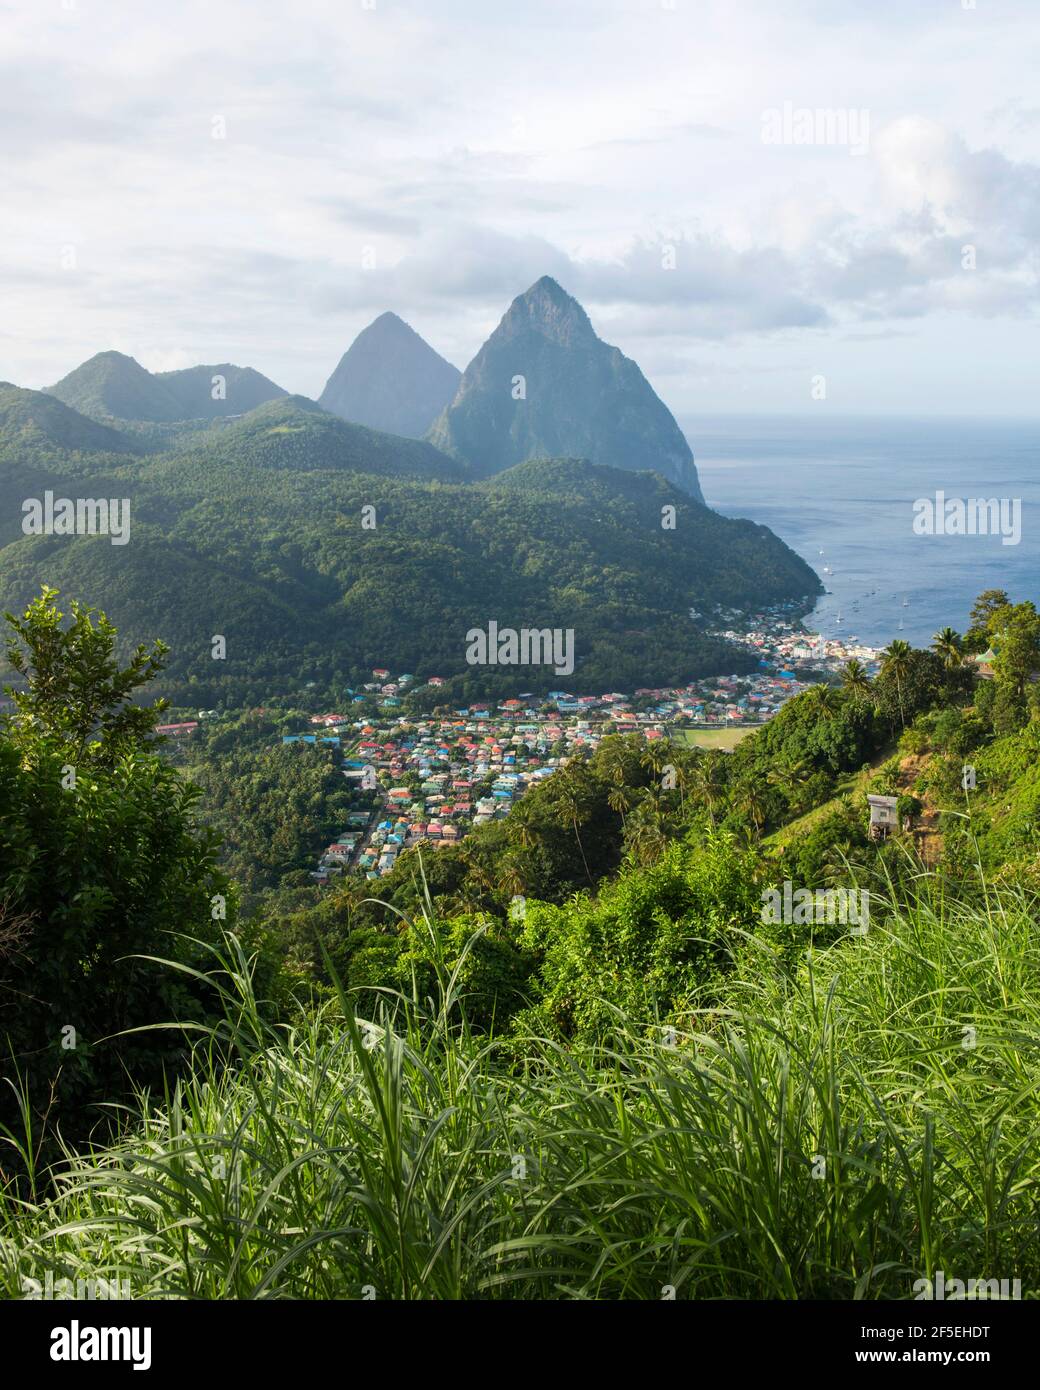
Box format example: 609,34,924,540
0,424,817,699
156,363,286,418
48,352,288,423
159,396,471,481
47,352,188,423
0,383,137,457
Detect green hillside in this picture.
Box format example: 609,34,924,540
0,382,137,459
159,394,471,480
0,399,819,702
47,350,188,422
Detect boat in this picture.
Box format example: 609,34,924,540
902,597,909,607
822,565,832,575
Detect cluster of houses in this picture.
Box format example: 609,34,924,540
293,627,877,882
714,618,882,681
304,712,571,882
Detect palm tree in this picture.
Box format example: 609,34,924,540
841,658,873,701
881,638,913,727
625,804,667,866
553,773,593,883
767,757,813,816
733,776,767,837
932,626,964,669
639,742,666,782
500,856,528,899
508,799,537,851
805,683,839,719
606,781,634,826
689,750,727,826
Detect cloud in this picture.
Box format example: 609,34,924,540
0,0,1037,415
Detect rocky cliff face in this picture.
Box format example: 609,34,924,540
426,277,704,502
319,312,460,438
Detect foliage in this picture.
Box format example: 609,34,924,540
0,591,235,1159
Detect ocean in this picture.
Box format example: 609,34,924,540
683,414,1039,649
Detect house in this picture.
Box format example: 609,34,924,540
972,647,998,680
867,794,899,841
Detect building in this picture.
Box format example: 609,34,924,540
867,794,899,841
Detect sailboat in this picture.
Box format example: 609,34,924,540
897,616,905,631
902,596,909,607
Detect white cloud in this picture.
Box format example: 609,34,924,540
0,0,1037,414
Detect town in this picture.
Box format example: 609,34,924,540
157,612,883,883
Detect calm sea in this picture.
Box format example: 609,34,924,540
683,414,1039,648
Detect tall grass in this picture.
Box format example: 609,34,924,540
1,879,1038,1299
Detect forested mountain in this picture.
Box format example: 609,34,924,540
427,277,705,501
319,312,460,437
0,390,819,701
47,350,286,423
47,351,193,422
0,382,137,458
158,395,470,480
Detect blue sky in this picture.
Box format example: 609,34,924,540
1,0,1037,415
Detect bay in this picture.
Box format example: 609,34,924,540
684,414,1040,648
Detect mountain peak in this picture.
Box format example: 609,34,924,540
500,276,595,347
318,313,460,438
426,280,704,501
369,310,410,331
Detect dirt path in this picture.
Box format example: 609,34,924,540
898,752,943,866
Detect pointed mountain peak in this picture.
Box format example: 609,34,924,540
499,277,595,346
318,313,460,438
369,310,411,331
426,279,704,501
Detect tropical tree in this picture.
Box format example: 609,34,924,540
508,799,538,852
606,780,634,826
4,586,169,763
804,683,840,720
553,771,594,884
881,639,913,728
841,658,873,701
932,626,964,669
732,775,767,838
688,750,728,826
624,801,668,867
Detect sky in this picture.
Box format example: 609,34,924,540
1,0,1038,416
